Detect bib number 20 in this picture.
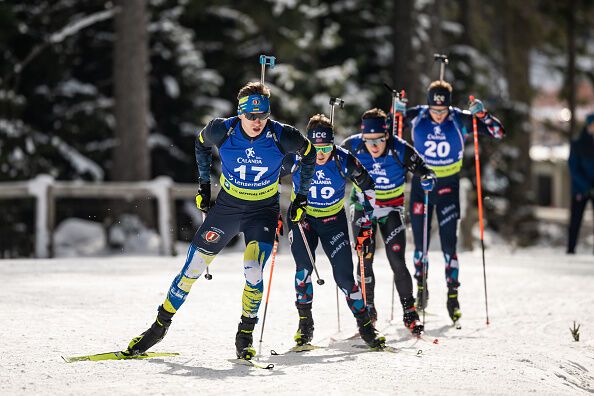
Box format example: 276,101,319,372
424,141,450,158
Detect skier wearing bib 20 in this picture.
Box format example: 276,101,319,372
341,108,436,335
125,82,315,361
393,80,504,323
282,114,385,349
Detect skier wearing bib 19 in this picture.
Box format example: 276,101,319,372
124,82,315,361
393,80,505,323
282,114,385,349
341,108,436,335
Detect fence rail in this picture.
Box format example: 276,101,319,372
0,175,589,258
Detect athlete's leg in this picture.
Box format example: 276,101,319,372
378,209,413,298
409,177,434,284
288,217,320,307
350,206,378,313
319,211,366,315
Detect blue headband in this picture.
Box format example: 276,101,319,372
586,113,594,126
237,94,270,115
361,117,387,134
307,125,334,144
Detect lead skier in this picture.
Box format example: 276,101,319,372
125,82,315,360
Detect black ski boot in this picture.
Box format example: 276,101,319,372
235,316,257,360
355,310,385,349
126,305,174,356
401,296,424,336
447,287,462,323
416,282,429,311
294,303,314,346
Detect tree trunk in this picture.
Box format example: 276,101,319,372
500,0,539,246
566,0,577,139
391,0,418,105
113,0,150,182
111,0,151,226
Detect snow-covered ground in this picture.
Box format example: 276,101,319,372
1,247,593,395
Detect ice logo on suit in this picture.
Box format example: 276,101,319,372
245,147,255,158
316,170,326,179
372,163,382,172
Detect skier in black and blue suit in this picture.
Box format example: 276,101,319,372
125,82,315,360
393,80,505,323
282,114,385,349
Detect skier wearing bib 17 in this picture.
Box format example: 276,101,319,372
393,80,505,323
282,114,385,349
341,108,435,335
124,82,315,361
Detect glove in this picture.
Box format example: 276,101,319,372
289,193,308,222
420,173,436,192
275,214,284,242
469,98,486,117
394,98,407,116
195,182,211,213
356,219,373,257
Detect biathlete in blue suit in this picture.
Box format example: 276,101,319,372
125,82,316,360
282,114,385,349
393,80,505,322
341,108,435,335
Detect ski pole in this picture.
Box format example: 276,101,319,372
390,274,395,322
259,55,276,85
421,190,429,326
357,247,367,306
383,83,407,139
329,97,345,124
433,53,449,82
201,212,212,280
257,215,283,357
329,96,345,331
397,91,406,139
297,222,325,285
470,95,490,326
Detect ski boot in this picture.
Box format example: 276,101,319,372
126,305,174,356
447,287,462,323
235,315,257,360
401,296,424,336
355,310,385,349
294,303,314,346
416,283,429,311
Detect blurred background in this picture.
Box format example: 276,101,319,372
0,0,593,258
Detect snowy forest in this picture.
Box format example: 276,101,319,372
1,0,593,257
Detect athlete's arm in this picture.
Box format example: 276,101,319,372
345,153,376,216
280,153,300,178
279,125,315,195
195,118,229,183
400,139,435,179
455,108,505,139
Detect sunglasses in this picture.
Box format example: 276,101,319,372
244,112,270,121
429,108,449,115
315,145,333,154
362,136,387,146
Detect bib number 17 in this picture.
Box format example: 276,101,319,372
233,165,268,181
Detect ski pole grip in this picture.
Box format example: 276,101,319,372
259,55,276,68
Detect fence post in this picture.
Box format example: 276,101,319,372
28,174,54,258
151,176,175,256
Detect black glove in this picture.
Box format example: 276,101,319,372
356,219,373,257
195,182,211,213
289,193,308,222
